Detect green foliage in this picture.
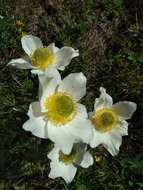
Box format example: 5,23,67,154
106,31,143,99
0,17,26,57
76,184,87,190
99,0,123,17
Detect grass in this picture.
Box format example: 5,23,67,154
0,0,143,189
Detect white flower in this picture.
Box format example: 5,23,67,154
23,72,92,154
89,87,137,156
48,143,93,183
7,35,79,74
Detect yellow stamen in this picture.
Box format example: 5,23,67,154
91,108,118,132
59,147,77,164
30,47,55,70
44,92,77,125
95,154,102,162
21,31,28,37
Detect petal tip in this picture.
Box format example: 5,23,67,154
99,86,106,92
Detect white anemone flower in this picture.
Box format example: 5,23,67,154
23,72,92,154
48,143,93,183
89,87,137,156
8,35,79,74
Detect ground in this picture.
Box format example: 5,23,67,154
0,0,143,189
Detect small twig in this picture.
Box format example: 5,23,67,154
11,73,22,86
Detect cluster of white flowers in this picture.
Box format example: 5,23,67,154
8,35,137,183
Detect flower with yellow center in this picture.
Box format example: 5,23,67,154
91,108,118,132
23,72,92,154
8,35,79,74
44,92,77,125
30,47,55,70
48,143,93,183
89,87,137,156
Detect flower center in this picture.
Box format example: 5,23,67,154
91,108,118,132
30,47,55,70
44,92,77,125
59,147,77,164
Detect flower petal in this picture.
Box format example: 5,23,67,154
90,129,120,156
80,151,94,168
21,35,43,56
77,103,88,118
49,161,77,183
103,130,123,156
108,120,128,155
94,87,113,111
48,43,59,53
47,121,75,154
7,58,32,69
58,73,86,101
90,128,104,148
45,105,91,155
115,120,128,136
54,47,79,71
48,145,60,161
38,65,61,99
39,65,61,89
67,114,92,145
88,111,94,118
38,66,61,112
90,119,128,156
112,101,137,120
27,101,42,117
23,102,48,138
31,69,44,75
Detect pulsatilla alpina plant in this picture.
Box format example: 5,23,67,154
23,71,92,155
8,34,137,183
8,35,79,74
